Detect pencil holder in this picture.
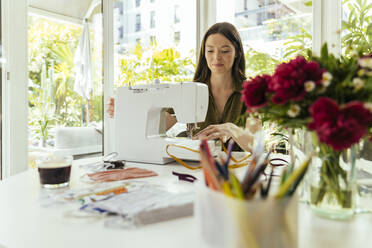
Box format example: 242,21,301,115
195,184,298,248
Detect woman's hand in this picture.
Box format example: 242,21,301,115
193,117,262,152
193,123,238,143
235,117,262,152
245,117,262,134
106,97,115,118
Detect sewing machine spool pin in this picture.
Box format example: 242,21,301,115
186,123,199,139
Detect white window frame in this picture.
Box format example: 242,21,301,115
313,0,341,56
197,0,216,49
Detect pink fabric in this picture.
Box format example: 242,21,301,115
87,167,158,182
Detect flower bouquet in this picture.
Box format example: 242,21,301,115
241,44,372,219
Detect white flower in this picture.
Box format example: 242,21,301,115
350,49,358,57
352,77,364,91
348,45,358,57
304,81,315,92
358,57,372,69
358,69,366,76
364,103,372,113
322,80,331,87
287,104,300,118
322,72,332,87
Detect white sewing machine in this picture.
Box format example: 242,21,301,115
114,81,216,164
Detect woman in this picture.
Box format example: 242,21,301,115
187,22,260,150
108,22,260,151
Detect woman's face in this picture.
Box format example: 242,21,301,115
205,33,236,76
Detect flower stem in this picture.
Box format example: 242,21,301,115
312,144,352,208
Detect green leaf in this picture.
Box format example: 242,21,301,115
341,20,351,30
304,1,312,7
321,43,329,60
367,23,372,35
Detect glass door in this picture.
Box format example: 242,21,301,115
27,1,103,166
0,0,2,179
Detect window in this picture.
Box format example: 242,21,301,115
174,31,180,44
135,14,141,32
115,1,124,15
113,0,196,91
341,0,372,56
231,0,312,77
150,11,155,29
136,0,141,8
150,35,156,45
174,5,180,24
119,26,124,39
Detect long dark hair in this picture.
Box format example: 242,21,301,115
193,22,246,90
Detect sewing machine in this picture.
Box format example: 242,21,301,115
114,81,215,164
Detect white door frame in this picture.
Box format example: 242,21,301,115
1,0,28,177
103,0,114,155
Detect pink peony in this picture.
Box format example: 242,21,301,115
241,75,270,110
268,56,324,104
308,97,372,150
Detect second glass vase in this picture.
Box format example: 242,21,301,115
305,132,357,220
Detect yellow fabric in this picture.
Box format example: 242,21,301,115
165,142,251,170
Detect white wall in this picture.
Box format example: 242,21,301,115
2,0,28,177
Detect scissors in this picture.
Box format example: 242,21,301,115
80,152,126,172
103,152,126,169
172,171,198,183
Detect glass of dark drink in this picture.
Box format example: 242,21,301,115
36,155,73,188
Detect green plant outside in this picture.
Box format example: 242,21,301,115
115,43,195,88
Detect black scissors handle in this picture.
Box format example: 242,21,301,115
172,171,197,183
269,158,289,167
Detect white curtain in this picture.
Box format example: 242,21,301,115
74,21,93,100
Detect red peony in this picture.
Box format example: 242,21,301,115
241,75,270,110
308,97,372,150
268,56,324,104
303,61,325,84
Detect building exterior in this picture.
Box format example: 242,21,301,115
113,0,196,56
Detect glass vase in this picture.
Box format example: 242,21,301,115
305,132,357,220
356,138,372,213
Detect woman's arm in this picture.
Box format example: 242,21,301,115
165,112,177,131
106,97,115,118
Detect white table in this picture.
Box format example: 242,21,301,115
0,158,371,248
